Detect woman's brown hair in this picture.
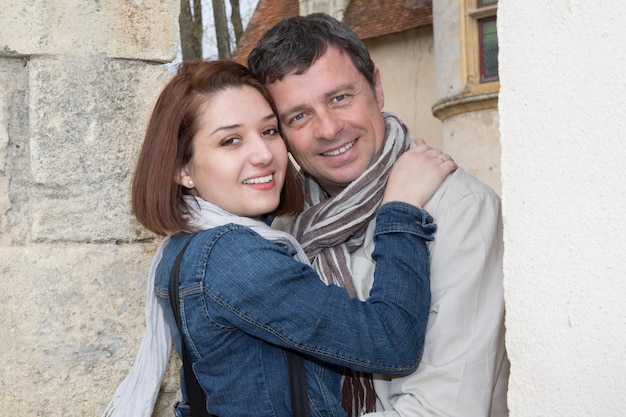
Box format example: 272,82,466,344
132,60,304,236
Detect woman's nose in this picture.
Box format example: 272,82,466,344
249,136,273,165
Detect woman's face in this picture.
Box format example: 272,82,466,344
180,86,288,219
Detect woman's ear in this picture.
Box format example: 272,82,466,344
175,167,195,189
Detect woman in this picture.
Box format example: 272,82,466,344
104,60,456,417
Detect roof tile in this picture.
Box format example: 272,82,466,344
232,0,299,64
343,0,432,40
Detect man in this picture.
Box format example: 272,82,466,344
248,13,509,417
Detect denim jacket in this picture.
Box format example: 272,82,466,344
154,202,436,417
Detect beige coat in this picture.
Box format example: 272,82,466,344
275,168,509,417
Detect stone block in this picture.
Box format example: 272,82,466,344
25,56,171,242
0,0,179,62
0,61,11,221
0,242,180,416
0,57,29,245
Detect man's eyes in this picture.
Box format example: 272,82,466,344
288,95,348,124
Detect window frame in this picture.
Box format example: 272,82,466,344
477,0,498,8
433,0,500,120
463,0,499,93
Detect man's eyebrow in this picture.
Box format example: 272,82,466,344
278,84,353,121
326,84,352,98
279,105,307,121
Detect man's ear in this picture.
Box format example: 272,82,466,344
373,67,385,110
175,167,195,189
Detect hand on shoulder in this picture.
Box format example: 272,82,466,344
382,140,457,207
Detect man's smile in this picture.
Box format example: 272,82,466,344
322,139,357,156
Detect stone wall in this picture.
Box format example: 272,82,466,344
0,1,181,416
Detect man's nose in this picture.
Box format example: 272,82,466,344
313,109,343,141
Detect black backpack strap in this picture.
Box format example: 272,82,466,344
287,350,310,417
169,238,213,417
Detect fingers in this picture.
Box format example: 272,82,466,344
383,148,457,207
435,152,458,174
404,146,457,169
409,141,451,162
436,152,455,165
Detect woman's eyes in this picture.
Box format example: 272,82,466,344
220,128,279,145
262,128,279,137
220,137,242,146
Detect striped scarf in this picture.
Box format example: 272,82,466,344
291,113,412,416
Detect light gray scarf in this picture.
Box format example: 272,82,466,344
102,196,309,417
290,113,412,416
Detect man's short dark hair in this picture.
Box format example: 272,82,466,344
248,13,376,87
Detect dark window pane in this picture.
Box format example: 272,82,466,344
479,17,499,81
478,0,498,7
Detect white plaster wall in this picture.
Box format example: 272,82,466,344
499,1,626,415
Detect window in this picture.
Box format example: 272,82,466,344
432,0,500,120
469,0,499,83
479,16,498,81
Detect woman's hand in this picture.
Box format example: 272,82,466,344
382,140,457,207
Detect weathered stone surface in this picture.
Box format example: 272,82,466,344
24,56,170,243
0,1,183,416
0,0,179,62
0,242,182,416
0,58,29,246
0,66,9,174
1,56,172,245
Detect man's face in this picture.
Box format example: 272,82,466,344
265,46,386,196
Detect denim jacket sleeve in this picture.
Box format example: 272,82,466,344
182,201,435,375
